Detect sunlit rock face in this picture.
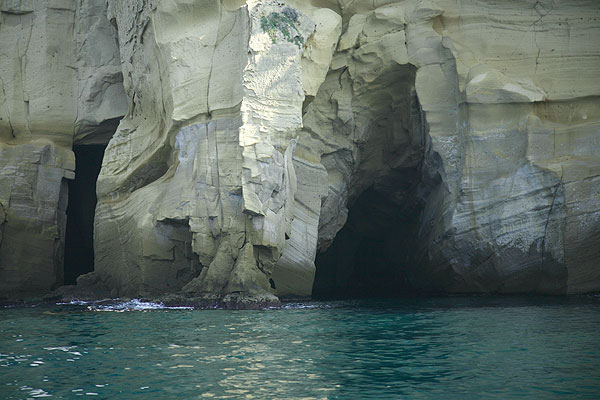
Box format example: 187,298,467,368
1,0,599,299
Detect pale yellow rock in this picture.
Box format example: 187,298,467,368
1,0,599,299
465,65,546,104
90,0,323,299
306,0,600,295
0,140,74,293
301,7,342,97
338,14,366,51
0,0,126,293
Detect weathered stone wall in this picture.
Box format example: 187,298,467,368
0,0,126,293
1,0,599,299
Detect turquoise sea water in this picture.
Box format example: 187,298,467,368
1,296,600,399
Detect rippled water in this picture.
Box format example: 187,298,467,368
1,296,600,399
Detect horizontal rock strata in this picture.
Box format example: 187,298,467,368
0,0,599,300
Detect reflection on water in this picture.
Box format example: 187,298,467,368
1,296,600,399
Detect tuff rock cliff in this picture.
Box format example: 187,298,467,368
1,0,599,301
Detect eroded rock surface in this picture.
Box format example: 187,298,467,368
1,0,599,299
0,0,126,294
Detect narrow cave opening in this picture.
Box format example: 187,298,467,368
63,145,106,285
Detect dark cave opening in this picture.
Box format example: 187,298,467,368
310,63,447,298
63,145,106,285
312,151,446,299
312,147,447,299
313,179,424,298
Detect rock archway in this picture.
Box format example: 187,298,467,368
307,66,447,297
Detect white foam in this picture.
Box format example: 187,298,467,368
56,300,91,306
86,299,193,312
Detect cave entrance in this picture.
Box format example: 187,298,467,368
313,174,428,298
312,142,445,299
311,63,445,299
63,145,106,285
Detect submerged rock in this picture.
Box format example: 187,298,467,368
0,0,599,301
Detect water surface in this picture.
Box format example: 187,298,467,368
1,296,600,399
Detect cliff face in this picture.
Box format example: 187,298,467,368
0,0,599,299
0,0,127,293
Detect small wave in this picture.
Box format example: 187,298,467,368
87,299,193,312
56,300,92,306
55,299,193,311
280,302,335,310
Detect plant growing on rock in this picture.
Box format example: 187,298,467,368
260,7,304,48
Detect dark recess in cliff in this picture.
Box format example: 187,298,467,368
312,160,446,299
313,186,420,298
311,75,448,298
64,145,106,285
313,161,447,298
